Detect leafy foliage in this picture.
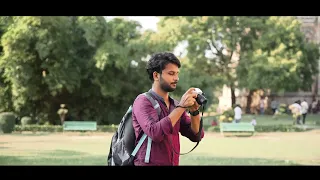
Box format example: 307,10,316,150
0,16,165,125
237,16,320,93
157,16,320,106
0,16,319,125
0,112,16,133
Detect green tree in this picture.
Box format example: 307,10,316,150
0,16,167,125
156,16,269,107
0,16,14,112
236,16,320,104
157,16,320,112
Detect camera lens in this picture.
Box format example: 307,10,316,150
196,94,207,105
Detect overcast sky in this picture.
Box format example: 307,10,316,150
104,16,187,56
104,16,159,32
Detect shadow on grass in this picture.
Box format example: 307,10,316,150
0,142,10,149
0,155,108,165
0,152,107,165
0,149,108,165
1,152,300,165
179,155,300,165
222,133,255,137
0,147,10,149
38,149,90,156
10,132,52,136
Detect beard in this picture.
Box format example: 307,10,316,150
159,75,177,92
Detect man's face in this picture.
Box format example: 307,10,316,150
157,63,179,92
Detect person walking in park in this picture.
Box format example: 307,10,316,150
131,52,205,166
301,99,309,124
233,104,242,123
289,100,302,125
270,98,278,115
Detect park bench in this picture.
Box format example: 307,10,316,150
220,122,255,136
63,121,97,131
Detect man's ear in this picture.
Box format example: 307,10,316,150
153,71,159,81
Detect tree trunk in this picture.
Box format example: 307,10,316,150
32,102,37,124
312,75,318,101
246,89,254,114
231,86,236,107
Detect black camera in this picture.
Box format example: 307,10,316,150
194,88,207,105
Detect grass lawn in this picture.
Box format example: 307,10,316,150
1,129,320,165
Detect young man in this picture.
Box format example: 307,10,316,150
132,52,205,166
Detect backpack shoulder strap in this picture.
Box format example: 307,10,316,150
143,92,161,116
130,91,161,163
143,91,161,163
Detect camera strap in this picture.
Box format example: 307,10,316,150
169,105,204,156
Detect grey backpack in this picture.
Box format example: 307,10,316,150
107,92,160,166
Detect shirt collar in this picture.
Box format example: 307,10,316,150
148,89,178,107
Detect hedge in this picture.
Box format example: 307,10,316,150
14,124,118,133
206,124,313,132
13,124,313,133
0,112,16,133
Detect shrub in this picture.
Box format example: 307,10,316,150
218,109,234,123
278,103,288,114
14,124,119,133
12,124,312,133
21,116,34,126
14,125,63,133
97,125,118,132
206,124,310,133
265,108,274,115
0,112,16,134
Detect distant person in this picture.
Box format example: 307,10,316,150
251,116,257,126
57,104,68,125
289,100,302,125
260,97,265,115
270,98,278,115
233,104,242,123
311,100,317,114
301,99,309,125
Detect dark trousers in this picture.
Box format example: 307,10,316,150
302,113,307,124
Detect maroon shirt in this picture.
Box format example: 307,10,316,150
132,89,205,166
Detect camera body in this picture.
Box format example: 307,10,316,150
194,88,207,106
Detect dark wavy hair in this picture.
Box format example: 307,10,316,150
146,52,181,81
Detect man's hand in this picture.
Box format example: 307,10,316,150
189,101,200,112
169,88,197,128
177,88,198,108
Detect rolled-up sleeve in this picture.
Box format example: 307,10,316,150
179,111,205,142
132,95,173,143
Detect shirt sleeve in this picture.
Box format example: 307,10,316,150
179,111,205,142
132,94,173,143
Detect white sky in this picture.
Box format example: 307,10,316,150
104,16,187,57
104,16,159,32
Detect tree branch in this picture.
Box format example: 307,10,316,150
206,41,219,56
